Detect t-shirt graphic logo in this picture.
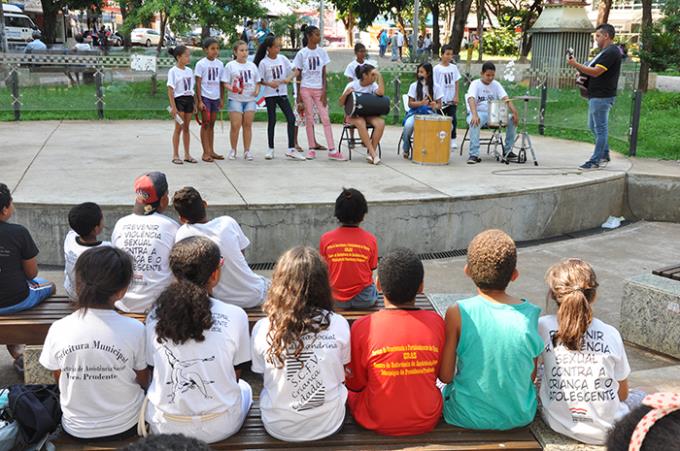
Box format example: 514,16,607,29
162,345,215,403
569,407,593,423
272,65,283,80
208,67,219,81
286,350,325,411
444,73,453,85
241,70,252,83
308,56,320,71
182,77,191,91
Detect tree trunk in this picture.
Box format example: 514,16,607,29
343,12,355,47
476,0,483,62
638,0,653,91
596,0,613,26
40,0,61,45
156,12,167,57
202,26,210,40
432,1,441,56
519,0,542,61
449,0,474,54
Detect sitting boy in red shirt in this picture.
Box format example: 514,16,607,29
345,248,445,436
319,188,378,309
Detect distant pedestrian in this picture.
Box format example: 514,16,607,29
24,30,46,53
396,30,404,59
378,29,388,58
390,31,399,62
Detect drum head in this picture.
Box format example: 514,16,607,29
344,92,356,116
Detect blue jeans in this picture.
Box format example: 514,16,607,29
466,111,517,157
379,44,386,58
0,278,53,315
337,284,378,309
587,97,614,163
402,115,417,153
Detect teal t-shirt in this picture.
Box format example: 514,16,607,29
442,295,543,430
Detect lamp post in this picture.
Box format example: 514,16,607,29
319,0,324,45
412,0,420,62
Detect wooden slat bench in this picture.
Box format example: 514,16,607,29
652,263,680,281
0,294,434,345
51,402,541,450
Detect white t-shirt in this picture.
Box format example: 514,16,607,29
407,81,444,102
344,58,378,81
175,217,266,309
111,213,179,313
434,63,462,104
63,230,111,299
167,66,195,98
344,80,379,95
145,299,250,423
465,79,508,113
539,315,631,445
195,57,224,100
258,55,293,98
39,309,146,438
222,60,260,102
396,32,404,47
74,43,92,51
293,47,331,89
251,312,350,442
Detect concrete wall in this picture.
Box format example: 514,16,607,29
625,173,680,223
14,175,625,266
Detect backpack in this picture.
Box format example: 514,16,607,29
8,385,61,447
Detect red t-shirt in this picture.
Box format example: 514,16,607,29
319,226,378,302
345,309,445,436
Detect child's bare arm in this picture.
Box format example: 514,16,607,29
167,87,177,115
617,379,629,401
438,304,462,383
135,367,150,389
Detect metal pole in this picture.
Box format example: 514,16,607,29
393,77,401,123
413,0,420,62
539,83,547,136
0,2,8,53
319,0,324,45
629,89,642,157
11,67,20,120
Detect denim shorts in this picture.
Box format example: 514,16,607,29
202,97,221,113
228,99,257,113
0,278,53,315
336,283,378,309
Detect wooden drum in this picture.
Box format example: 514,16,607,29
412,115,452,165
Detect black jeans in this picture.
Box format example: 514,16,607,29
265,95,295,149
442,103,458,139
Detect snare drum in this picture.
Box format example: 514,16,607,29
488,99,509,127
412,115,452,165
344,93,391,117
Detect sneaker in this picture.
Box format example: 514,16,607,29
265,149,274,160
450,139,458,150
306,150,317,160
579,161,600,170
467,156,481,164
227,150,236,160
244,151,254,161
505,151,517,159
372,156,381,165
286,149,306,160
599,155,611,167
328,150,347,161
366,155,374,163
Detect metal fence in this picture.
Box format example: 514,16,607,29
1,52,643,155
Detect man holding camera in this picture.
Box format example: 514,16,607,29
567,23,621,170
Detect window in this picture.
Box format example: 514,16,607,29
5,16,35,29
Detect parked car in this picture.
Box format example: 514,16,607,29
130,28,163,47
108,31,124,47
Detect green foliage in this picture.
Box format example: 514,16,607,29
640,0,680,72
482,28,519,57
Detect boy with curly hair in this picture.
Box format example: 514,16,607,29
439,229,543,430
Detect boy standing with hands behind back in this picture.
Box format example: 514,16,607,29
434,44,462,151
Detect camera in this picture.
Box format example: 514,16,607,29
566,48,574,59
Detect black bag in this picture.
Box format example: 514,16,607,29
7,385,61,446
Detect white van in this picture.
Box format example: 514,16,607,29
3,4,38,44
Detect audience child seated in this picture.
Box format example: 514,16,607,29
0,183,55,373
144,237,252,443
539,258,633,444
64,202,111,300
439,229,543,430
111,172,179,313
172,186,268,309
251,246,350,442
606,393,680,451
345,248,445,436
464,62,519,164
39,247,148,441
319,188,378,309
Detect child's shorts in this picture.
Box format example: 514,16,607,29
336,284,378,309
0,278,53,315
228,99,257,113
202,97,221,113
174,95,195,113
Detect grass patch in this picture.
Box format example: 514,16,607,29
1,71,678,160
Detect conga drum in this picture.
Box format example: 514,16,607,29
412,115,452,165
487,99,509,128
344,93,391,117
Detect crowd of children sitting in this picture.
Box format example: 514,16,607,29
0,179,678,449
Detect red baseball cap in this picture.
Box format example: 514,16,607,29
133,172,168,215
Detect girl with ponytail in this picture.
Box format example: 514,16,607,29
538,258,633,445
144,236,252,443
39,246,147,440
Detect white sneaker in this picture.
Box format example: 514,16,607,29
286,149,306,160
450,139,458,150
227,150,236,160
244,150,254,161
265,149,274,160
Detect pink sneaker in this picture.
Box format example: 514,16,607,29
328,150,347,161
306,150,317,160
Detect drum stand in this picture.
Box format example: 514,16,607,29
504,97,539,166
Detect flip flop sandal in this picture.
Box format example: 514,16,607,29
202,156,214,162
184,157,198,164
172,158,183,165
311,145,327,151
210,154,225,160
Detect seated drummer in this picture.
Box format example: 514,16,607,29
401,63,443,159
465,62,519,164
339,64,385,165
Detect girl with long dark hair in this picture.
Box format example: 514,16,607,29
400,62,443,158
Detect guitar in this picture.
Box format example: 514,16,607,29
567,48,589,99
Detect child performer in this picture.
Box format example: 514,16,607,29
195,38,225,162
167,45,196,164
401,63,443,159
434,44,461,151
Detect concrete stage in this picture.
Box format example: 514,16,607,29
3,120,631,265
